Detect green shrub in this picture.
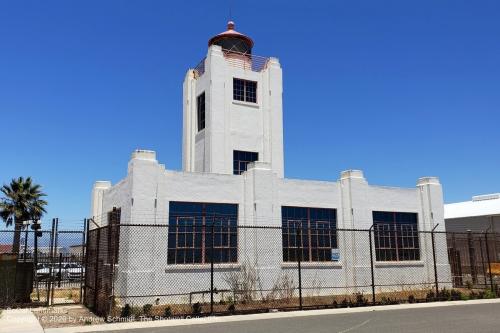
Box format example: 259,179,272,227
192,302,202,315
143,304,153,316
483,289,495,299
408,295,416,303
437,288,451,301
465,281,473,290
163,306,172,318
354,293,368,307
121,304,131,317
130,306,143,317
450,289,462,301
228,303,236,314
426,291,435,302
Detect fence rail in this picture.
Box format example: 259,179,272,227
84,223,500,318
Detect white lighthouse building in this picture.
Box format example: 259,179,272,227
90,21,451,308
183,21,284,178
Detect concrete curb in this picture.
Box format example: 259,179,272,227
0,308,44,333
43,298,500,333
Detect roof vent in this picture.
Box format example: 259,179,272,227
472,193,500,202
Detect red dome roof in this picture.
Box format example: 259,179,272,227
208,21,254,49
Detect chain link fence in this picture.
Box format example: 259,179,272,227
0,219,86,308
84,222,500,319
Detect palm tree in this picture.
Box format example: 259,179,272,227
0,177,47,253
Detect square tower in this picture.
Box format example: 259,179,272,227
182,22,284,177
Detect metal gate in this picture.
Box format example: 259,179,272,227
0,218,86,308
84,209,120,317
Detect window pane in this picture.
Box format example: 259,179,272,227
197,92,205,131
168,201,238,264
373,211,419,262
233,78,245,101
233,150,258,175
281,206,336,262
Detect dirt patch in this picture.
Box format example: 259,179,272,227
32,305,105,328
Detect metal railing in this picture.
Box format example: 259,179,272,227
193,51,271,78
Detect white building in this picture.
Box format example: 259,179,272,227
445,193,500,233
91,21,451,305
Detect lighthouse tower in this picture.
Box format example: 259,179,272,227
182,21,284,178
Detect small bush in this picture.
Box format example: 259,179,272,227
143,304,153,316
354,293,368,307
163,306,172,318
460,293,469,301
130,306,143,317
121,304,131,317
465,281,473,290
450,289,462,301
332,300,338,308
192,302,202,315
341,298,349,308
408,295,416,304
437,288,451,301
426,291,435,302
227,303,236,314
380,297,399,305
483,289,495,299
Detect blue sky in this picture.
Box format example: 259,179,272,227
0,0,499,228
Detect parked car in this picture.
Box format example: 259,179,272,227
65,263,85,281
36,263,51,280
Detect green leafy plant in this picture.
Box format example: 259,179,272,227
354,293,368,307
192,302,202,315
0,177,47,253
483,289,495,299
121,304,131,317
142,304,153,316
163,306,172,318
450,289,462,301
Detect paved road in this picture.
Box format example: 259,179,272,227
94,303,500,333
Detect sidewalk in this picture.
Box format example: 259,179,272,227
43,298,500,333
0,308,44,333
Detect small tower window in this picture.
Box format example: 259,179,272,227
197,92,205,131
233,150,258,175
233,78,257,103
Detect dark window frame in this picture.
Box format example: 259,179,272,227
282,206,337,262
233,150,258,175
233,78,257,103
168,202,238,265
197,92,205,132
373,211,420,262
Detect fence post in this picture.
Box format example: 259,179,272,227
368,225,375,305
210,222,214,315
478,238,487,287
57,252,63,288
51,218,59,306
80,218,88,303
484,229,494,291
297,226,303,310
467,230,477,284
431,224,440,296
46,218,56,306
93,227,101,310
